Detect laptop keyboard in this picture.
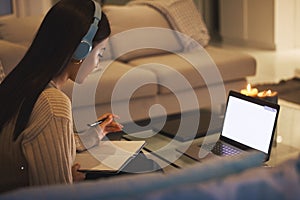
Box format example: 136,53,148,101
202,141,242,156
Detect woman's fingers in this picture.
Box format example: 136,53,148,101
72,163,86,182
98,113,120,121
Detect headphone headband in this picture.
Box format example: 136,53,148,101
72,0,102,61
93,0,102,21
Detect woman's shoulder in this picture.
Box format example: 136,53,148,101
36,88,72,120
21,88,73,142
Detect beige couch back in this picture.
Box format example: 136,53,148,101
0,4,183,72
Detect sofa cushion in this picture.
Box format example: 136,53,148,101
0,40,27,74
128,0,210,48
128,48,219,94
62,60,158,107
206,46,257,82
0,16,43,47
129,46,256,94
103,5,183,61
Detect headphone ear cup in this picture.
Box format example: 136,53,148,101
73,40,92,61
72,18,99,61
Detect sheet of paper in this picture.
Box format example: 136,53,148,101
75,140,146,171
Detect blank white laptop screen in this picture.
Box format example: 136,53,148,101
222,96,278,153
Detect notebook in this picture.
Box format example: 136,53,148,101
75,140,146,173
177,90,280,162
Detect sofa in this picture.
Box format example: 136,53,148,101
0,151,299,199
0,2,256,132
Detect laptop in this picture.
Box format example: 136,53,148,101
178,90,280,162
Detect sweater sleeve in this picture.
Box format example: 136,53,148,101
74,126,103,152
22,116,75,186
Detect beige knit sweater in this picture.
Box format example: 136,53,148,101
0,87,99,193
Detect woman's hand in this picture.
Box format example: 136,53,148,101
98,113,123,136
72,163,86,182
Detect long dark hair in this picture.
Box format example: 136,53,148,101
0,0,111,140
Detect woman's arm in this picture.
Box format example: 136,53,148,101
74,113,123,152
22,117,75,185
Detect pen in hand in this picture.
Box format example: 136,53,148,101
87,117,108,127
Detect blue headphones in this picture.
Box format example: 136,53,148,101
72,0,102,61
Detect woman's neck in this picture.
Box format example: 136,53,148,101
51,71,69,90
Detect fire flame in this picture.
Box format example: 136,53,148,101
247,83,252,91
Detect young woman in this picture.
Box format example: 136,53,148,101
0,0,123,193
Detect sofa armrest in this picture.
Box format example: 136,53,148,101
0,40,27,74
0,16,43,47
